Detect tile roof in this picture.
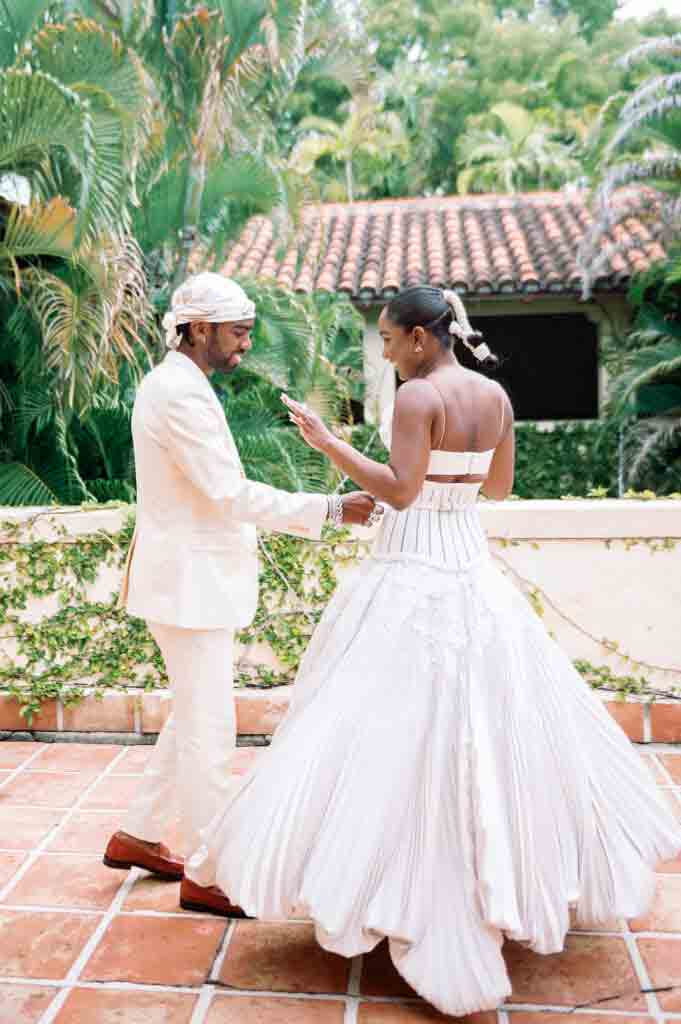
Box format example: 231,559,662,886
222,191,666,302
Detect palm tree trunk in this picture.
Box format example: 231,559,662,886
172,156,207,293
345,160,354,203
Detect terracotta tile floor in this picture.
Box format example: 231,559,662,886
0,742,680,1024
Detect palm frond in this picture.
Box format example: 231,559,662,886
24,233,152,415
219,384,331,491
623,418,681,491
200,155,283,263
617,34,681,70
610,339,681,413
607,94,681,155
239,278,317,391
0,68,96,208
87,477,135,502
12,387,54,451
0,197,76,285
0,0,51,69
0,461,60,506
620,72,681,122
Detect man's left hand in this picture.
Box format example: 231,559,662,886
341,492,383,526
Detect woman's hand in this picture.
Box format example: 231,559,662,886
281,394,334,452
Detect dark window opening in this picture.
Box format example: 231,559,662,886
393,313,600,421
463,313,599,421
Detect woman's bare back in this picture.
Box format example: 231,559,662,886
422,367,514,494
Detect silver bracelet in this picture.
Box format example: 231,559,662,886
326,494,343,527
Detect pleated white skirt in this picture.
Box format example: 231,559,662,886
188,488,681,1016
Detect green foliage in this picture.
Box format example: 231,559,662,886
598,256,681,496
510,421,621,498
0,0,368,509
236,524,370,685
578,31,681,296
457,101,580,194
546,0,619,42
0,510,368,721
2,507,678,724
0,511,168,724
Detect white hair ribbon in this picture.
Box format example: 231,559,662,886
164,272,256,349
442,289,491,362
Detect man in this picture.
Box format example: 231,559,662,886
104,272,377,915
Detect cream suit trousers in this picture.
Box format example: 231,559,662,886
122,622,236,856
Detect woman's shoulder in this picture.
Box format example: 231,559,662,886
394,377,442,411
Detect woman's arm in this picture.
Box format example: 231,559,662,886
283,383,437,510
480,392,515,500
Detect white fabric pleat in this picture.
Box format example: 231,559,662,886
188,488,681,1018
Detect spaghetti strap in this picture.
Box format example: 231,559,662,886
426,379,447,450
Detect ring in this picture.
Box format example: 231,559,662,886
367,504,384,526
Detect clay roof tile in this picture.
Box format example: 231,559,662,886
222,191,665,300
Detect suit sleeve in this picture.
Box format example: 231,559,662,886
164,386,328,540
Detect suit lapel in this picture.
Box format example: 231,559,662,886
165,351,246,478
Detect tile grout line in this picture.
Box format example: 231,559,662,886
347,955,363,997
344,999,359,1023
37,867,141,1024
621,919,665,1024
188,920,240,1024
133,696,142,735
208,920,238,983
644,702,652,744
11,973,681,1013
344,953,363,1024
0,746,129,904
189,988,214,1024
504,1005,671,1016
655,753,678,787
2,904,104,915
0,902,229,921
0,744,48,789
6,967,681,1017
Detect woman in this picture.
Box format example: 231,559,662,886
187,286,681,1017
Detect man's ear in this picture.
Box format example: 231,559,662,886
189,321,209,346
412,325,426,347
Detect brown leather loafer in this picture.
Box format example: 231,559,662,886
103,831,184,881
180,877,251,918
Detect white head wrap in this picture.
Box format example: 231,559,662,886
442,288,491,362
162,272,256,350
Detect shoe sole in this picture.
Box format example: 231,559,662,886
179,897,250,919
103,854,183,881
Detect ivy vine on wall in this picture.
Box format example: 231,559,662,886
0,510,368,724
1,504,679,727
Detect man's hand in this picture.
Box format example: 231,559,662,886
340,492,384,526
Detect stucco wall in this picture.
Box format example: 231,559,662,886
1,500,679,694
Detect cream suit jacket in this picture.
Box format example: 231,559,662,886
118,350,327,629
